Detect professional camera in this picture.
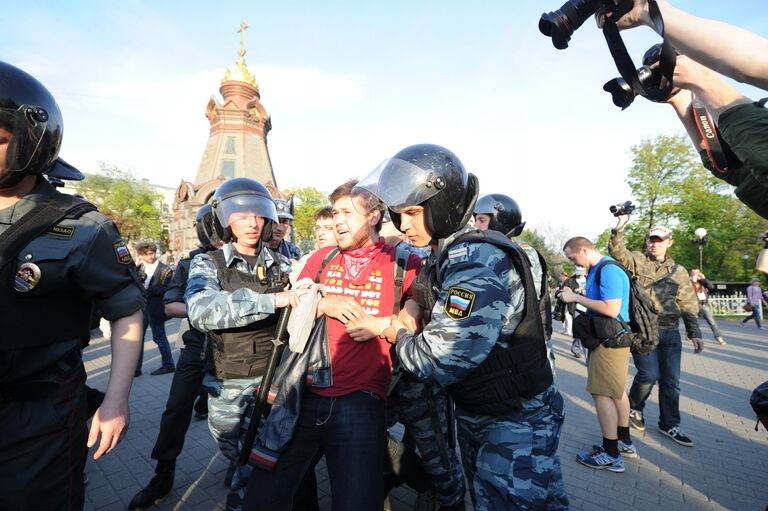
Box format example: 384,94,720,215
603,44,675,109
539,0,624,49
609,201,635,217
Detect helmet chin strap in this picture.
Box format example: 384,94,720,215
0,170,27,190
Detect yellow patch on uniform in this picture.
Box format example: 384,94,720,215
444,287,476,320
45,224,75,237
114,240,133,265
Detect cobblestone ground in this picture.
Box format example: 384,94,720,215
83,318,768,510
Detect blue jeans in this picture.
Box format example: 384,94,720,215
136,307,175,371
742,305,763,328
629,329,682,430
698,304,723,338
243,390,386,511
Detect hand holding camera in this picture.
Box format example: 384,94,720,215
610,200,635,230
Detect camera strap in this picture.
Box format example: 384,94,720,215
691,98,729,173
602,0,676,102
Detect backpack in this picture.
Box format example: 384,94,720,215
751,380,768,432
595,260,660,355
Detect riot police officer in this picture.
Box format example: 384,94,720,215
472,193,525,238
184,178,306,510
0,61,144,510
473,193,557,373
362,144,569,510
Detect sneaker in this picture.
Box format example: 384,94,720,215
576,446,625,473
592,440,639,459
150,366,175,376
659,426,694,447
716,336,727,345
571,339,583,359
629,409,646,431
618,440,639,458
128,472,174,510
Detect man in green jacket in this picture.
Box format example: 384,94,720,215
608,218,704,447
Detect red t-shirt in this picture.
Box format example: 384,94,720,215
299,242,421,399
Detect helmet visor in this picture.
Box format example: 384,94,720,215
214,193,279,228
473,195,497,215
354,158,442,212
0,105,47,173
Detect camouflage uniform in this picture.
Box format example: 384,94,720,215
387,375,466,508
608,229,701,430
386,241,466,508
394,226,569,510
186,243,292,511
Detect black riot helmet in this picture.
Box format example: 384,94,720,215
194,203,221,248
358,144,478,241
0,60,84,189
474,193,526,238
211,178,278,244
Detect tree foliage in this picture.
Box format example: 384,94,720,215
73,162,163,242
594,134,766,281
285,186,330,248
517,227,568,280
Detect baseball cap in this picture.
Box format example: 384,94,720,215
648,226,673,240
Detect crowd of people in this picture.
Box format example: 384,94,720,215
2,1,768,510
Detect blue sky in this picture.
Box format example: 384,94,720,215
3,1,766,240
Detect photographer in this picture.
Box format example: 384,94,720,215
665,58,768,220
599,0,768,90
609,215,703,447
559,237,636,472
689,268,726,345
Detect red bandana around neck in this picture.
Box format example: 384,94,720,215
342,240,384,281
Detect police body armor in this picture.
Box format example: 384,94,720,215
416,230,553,416
1,195,97,349
207,249,288,380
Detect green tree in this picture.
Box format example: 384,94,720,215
73,162,163,242
517,228,568,280
595,133,766,281
285,186,329,248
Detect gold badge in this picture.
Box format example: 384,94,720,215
14,262,42,292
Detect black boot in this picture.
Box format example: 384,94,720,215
128,461,175,510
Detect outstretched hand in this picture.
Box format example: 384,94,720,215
87,396,130,460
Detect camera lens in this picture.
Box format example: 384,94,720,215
539,0,605,49
603,77,637,109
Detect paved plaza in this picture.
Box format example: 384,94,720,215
83,318,768,510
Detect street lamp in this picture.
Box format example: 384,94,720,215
743,254,750,281
693,228,708,270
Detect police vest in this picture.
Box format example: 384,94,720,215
1,196,97,350
426,230,553,415
207,249,288,380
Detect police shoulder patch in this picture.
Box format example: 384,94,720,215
114,240,133,265
444,286,476,320
46,224,75,238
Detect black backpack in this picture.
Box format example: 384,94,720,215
596,260,660,355
751,380,768,432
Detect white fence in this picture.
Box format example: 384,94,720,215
709,293,752,316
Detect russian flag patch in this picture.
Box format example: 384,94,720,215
444,287,476,320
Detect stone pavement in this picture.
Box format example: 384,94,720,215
82,318,768,510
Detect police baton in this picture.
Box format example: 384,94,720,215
239,305,291,466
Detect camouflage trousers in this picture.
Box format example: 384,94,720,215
457,385,569,511
388,375,466,507
203,373,260,511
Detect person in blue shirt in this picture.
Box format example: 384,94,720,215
559,236,637,473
